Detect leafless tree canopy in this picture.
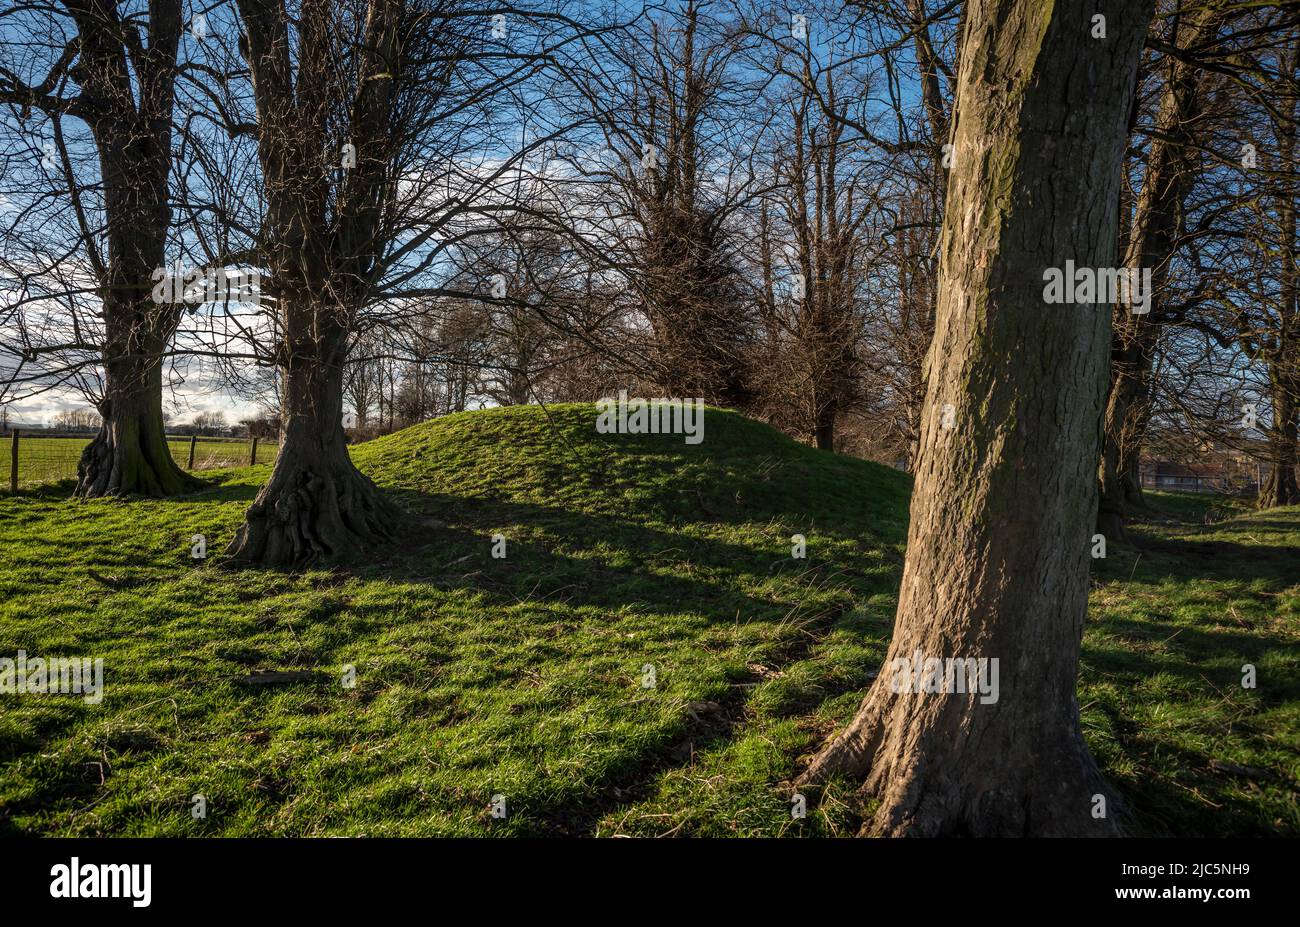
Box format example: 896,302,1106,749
1,0,1297,531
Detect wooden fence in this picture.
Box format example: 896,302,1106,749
4,431,277,491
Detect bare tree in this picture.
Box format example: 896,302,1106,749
1098,0,1238,539
207,0,607,563
192,409,227,434
750,20,883,450
562,0,759,406
0,0,196,495
53,405,101,431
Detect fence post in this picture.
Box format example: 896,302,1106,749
249,436,259,466
187,434,197,470
9,429,18,493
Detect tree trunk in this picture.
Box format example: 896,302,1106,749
61,1,187,498
798,0,1154,836
1261,376,1299,508
1097,3,1222,534
1097,338,1153,541
814,403,835,451
1097,374,1137,542
227,0,410,566
226,321,401,566
1261,50,1300,510
1121,439,1147,510
76,304,195,497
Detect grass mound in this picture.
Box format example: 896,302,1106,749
0,405,911,835
0,407,1295,835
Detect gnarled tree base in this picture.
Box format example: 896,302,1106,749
797,684,1124,837
226,456,402,567
76,419,198,498
1259,465,1299,509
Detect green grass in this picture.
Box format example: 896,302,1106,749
1086,491,1300,836
0,406,1295,836
9,435,276,487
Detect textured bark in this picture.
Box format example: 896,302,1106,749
226,321,400,566
1260,376,1299,507
1258,36,1300,509
1261,47,1300,510
227,0,407,565
798,0,1154,836
1098,347,1150,542
77,345,195,497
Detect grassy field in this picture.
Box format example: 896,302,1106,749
0,405,1295,836
7,435,276,487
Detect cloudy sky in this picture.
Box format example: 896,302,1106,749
3,364,264,430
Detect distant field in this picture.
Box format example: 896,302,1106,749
8,435,278,487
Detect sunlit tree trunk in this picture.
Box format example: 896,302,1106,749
228,316,395,564
78,321,192,497
225,0,405,565
799,0,1155,836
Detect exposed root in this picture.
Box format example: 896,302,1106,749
226,462,403,567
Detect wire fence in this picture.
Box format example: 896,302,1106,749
4,431,279,491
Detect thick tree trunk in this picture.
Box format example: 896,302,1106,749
1098,389,1136,542
229,0,409,566
77,353,195,497
62,2,186,498
226,322,401,566
798,0,1153,836
76,292,195,498
1097,339,1153,541
1261,61,1300,509
1122,442,1147,510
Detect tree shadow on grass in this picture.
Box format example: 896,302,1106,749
1090,694,1293,837
219,486,1292,837
0,478,896,835
1085,557,1300,836
3,473,264,505
1105,521,1300,588
1088,616,1296,676
338,486,902,626
23,463,1292,835
301,487,899,835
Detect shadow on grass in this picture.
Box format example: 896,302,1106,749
3,472,263,505
1088,693,1291,837
266,482,908,630
1104,515,1300,587
1087,520,1300,836
1,474,905,835
262,486,899,834
6,462,1292,836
